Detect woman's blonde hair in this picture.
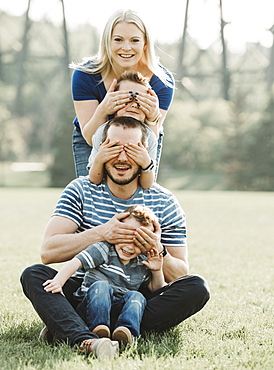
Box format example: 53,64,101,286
69,9,171,86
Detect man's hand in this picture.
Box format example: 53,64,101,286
133,218,163,253
99,212,136,244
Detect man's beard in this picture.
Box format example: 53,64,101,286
105,163,141,185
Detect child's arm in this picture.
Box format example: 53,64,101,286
124,143,154,190
142,248,167,292
89,139,123,184
43,257,82,294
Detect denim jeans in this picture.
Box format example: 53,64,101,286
20,264,210,346
72,128,91,177
77,281,146,337
154,132,163,179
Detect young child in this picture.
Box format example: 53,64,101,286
43,205,166,346
87,71,159,189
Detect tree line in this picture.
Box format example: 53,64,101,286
0,8,273,190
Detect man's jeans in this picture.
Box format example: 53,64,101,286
20,264,210,346
77,281,146,337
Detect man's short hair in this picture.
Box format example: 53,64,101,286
102,116,148,146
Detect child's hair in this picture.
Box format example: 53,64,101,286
124,205,156,231
115,70,150,91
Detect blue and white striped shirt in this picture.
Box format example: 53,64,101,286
53,176,186,248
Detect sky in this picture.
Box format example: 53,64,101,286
1,0,274,53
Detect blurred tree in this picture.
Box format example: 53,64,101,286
176,0,189,83
48,0,75,187
223,89,274,190
219,0,230,100
226,92,274,191
48,90,75,187
251,90,274,190
0,6,273,190
161,95,230,171
13,0,31,116
266,24,274,91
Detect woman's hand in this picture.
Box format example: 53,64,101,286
99,79,133,116
134,88,160,122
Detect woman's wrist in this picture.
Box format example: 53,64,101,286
145,112,162,126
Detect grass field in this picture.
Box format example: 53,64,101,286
0,188,273,369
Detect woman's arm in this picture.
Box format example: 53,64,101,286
146,108,167,137
74,100,107,146
74,80,132,145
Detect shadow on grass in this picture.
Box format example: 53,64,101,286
0,321,184,368
123,326,184,359
0,321,75,369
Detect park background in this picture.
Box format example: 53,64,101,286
0,1,274,369
1,0,274,190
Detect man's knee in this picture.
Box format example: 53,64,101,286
21,264,41,285
192,274,210,303
20,264,56,293
180,274,210,307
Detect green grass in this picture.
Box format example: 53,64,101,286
0,188,273,369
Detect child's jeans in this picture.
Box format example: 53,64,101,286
77,281,147,337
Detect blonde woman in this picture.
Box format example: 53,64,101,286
70,9,174,177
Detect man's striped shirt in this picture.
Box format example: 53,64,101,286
53,177,187,248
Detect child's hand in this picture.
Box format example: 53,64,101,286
43,279,64,295
124,142,151,169
142,248,163,271
95,139,124,164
